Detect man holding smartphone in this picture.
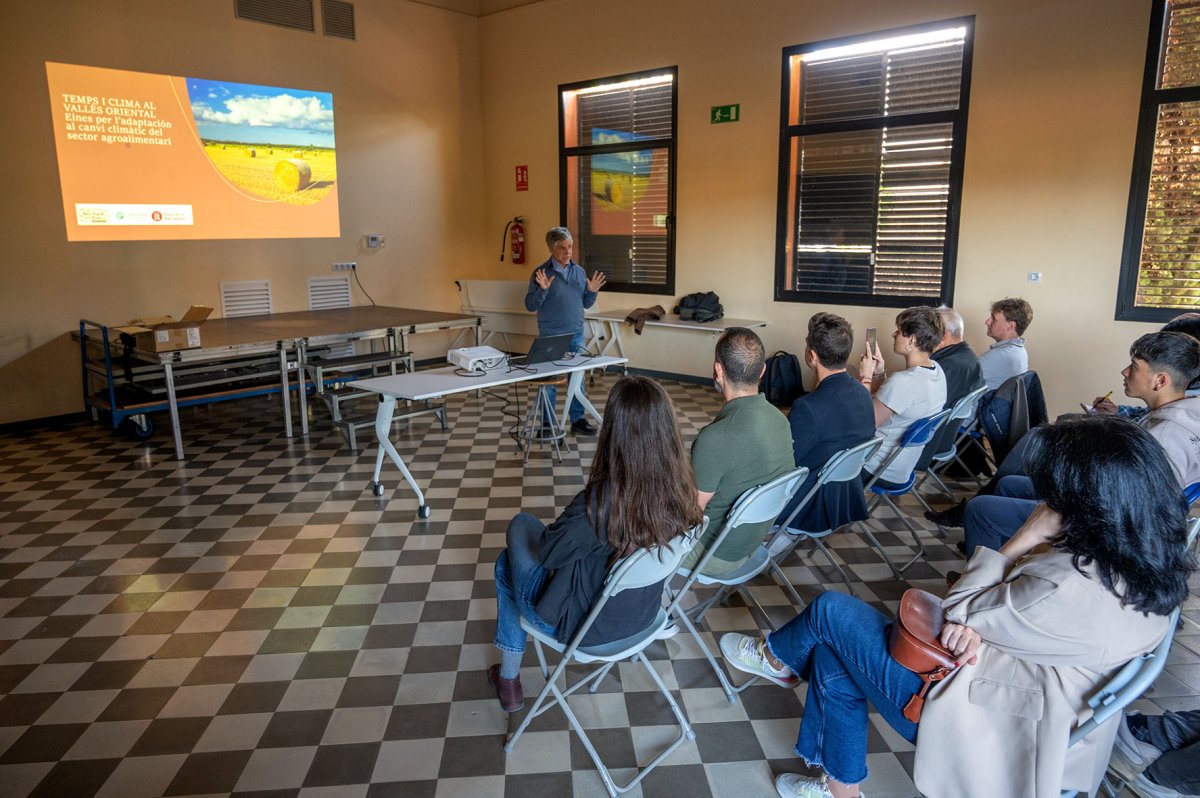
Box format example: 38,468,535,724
523,227,607,435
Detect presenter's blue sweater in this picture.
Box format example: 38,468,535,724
524,258,597,336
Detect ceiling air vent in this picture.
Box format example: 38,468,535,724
322,0,355,40
234,0,315,33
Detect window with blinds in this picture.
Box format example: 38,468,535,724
1117,0,1200,322
775,21,973,308
560,69,676,295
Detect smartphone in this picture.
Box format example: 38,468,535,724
866,327,877,353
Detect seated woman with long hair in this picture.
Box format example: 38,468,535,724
858,306,947,488
488,375,703,712
719,415,1194,798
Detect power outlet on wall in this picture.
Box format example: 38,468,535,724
333,262,357,272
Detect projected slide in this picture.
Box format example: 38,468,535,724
46,62,340,241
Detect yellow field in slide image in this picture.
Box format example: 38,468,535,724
202,142,336,205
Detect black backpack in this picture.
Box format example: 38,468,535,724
673,291,723,323
760,351,805,407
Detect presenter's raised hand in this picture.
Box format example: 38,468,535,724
534,269,555,290
587,271,607,292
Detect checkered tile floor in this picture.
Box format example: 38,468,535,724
1,374,1197,798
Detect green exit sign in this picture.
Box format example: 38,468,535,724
711,104,740,124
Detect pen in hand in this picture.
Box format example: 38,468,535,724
1080,390,1115,414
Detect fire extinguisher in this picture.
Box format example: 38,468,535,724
500,216,525,265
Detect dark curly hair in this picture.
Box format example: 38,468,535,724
806,312,854,369
991,297,1033,336
895,306,944,355
1161,312,1200,391
1023,415,1195,616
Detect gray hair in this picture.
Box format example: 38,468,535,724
546,227,573,248
936,305,964,339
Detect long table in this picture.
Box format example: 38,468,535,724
585,310,767,363
80,306,481,460
352,354,626,518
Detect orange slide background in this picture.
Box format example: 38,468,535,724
46,62,340,241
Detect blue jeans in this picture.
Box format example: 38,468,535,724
493,513,557,653
544,330,587,424
962,475,1037,556
766,591,922,786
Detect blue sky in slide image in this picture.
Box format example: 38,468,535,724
186,77,335,148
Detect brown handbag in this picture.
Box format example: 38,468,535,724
888,589,959,723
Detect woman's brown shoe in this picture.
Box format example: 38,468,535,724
487,664,524,712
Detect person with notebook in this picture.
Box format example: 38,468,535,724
524,226,607,435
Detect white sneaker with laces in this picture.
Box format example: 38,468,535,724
719,633,800,688
775,772,866,798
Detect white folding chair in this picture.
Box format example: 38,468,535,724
1062,606,1181,798
504,524,704,797
920,384,989,501
767,437,884,606
668,467,809,702
856,409,953,577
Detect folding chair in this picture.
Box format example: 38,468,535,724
1061,606,1181,798
505,524,704,797
668,467,809,702
766,437,886,607
919,384,990,502
855,409,953,578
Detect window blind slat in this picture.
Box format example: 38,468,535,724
1135,98,1200,309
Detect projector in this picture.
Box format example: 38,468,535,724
447,345,507,372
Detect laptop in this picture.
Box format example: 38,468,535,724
516,333,574,365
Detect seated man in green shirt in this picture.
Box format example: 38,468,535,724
683,327,795,576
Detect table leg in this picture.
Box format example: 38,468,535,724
164,362,184,461
603,321,628,373
297,342,309,436
369,395,431,519
585,318,605,354
561,369,604,430
279,348,294,437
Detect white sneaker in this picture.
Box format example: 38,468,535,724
1111,714,1164,783
719,633,800,688
775,772,866,798
654,621,680,640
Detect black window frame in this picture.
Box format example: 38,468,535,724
1115,0,1200,322
774,17,975,309
558,66,678,296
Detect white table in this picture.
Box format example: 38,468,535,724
351,355,626,518
585,310,767,363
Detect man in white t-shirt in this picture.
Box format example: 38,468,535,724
859,307,948,487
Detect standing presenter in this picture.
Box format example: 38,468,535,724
524,226,606,435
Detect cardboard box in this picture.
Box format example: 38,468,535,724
116,305,213,352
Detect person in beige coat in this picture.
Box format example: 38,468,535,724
719,416,1193,798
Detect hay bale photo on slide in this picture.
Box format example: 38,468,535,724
187,77,336,205
275,159,312,192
